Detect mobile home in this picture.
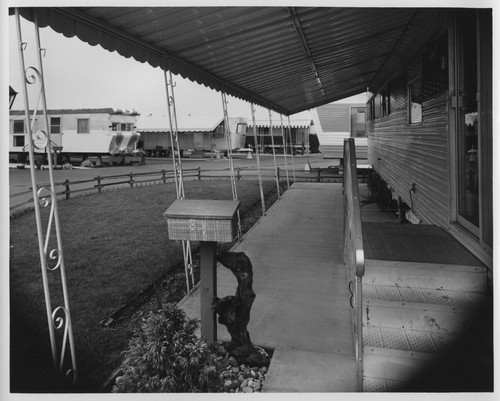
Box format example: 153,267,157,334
9,108,140,164
138,117,247,157
367,9,492,276
311,97,368,159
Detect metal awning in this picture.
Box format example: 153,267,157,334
13,7,444,115
249,119,311,128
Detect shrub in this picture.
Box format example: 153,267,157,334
114,303,220,392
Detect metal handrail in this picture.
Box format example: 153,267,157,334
342,138,365,392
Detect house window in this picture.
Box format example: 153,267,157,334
121,123,127,131
409,76,423,124
50,117,61,134
111,122,118,131
236,123,247,134
13,120,24,133
77,118,89,133
13,135,25,147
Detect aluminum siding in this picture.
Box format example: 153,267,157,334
368,92,450,228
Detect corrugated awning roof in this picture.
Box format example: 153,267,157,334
138,118,224,134
13,7,444,115
249,119,311,128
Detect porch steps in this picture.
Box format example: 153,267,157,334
362,259,489,392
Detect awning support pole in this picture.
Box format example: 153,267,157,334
268,110,281,199
163,63,194,292
251,103,266,216
287,116,297,180
15,8,78,384
279,114,290,189
220,91,242,239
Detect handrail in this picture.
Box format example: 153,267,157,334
342,138,365,392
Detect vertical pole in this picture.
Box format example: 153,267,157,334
34,13,78,382
200,241,217,343
268,110,281,198
64,179,70,199
163,62,180,198
279,114,290,189
250,103,266,216
16,10,58,369
220,91,242,239
287,116,296,180
162,60,194,292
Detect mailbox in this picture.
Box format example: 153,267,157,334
164,199,240,343
164,199,240,243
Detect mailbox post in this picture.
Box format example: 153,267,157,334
164,199,240,343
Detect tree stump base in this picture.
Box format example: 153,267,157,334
213,251,269,367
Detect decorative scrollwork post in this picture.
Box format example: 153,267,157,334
15,9,77,384
162,59,195,292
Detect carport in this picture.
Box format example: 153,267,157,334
11,6,448,392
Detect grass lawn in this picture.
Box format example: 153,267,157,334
9,179,277,392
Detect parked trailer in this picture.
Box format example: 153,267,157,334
9,108,141,166
138,117,247,157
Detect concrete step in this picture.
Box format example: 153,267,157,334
363,325,457,354
361,261,490,391
262,348,357,392
362,285,485,332
364,259,487,292
363,346,438,387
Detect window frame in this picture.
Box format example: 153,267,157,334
50,116,61,134
13,135,25,147
408,75,423,125
77,118,90,134
13,119,25,134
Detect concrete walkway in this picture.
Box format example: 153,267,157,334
179,182,357,392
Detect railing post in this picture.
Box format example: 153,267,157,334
317,169,321,182
162,169,166,184
277,167,280,183
237,167,241,181
198,167,201,180
129,172,134,188
96,176,102,193
64,179,70,200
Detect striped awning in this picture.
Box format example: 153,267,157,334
13,7,443,115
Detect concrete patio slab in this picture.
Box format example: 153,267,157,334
178,182,357,392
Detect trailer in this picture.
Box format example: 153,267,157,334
138,117,247,157
9,108,141,166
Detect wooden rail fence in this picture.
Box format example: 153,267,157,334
10,165,369,213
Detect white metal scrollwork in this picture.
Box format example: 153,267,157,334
163,62,195,292
15,9,77,384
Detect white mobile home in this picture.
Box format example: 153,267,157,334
9,108,140,164
311,95,368,159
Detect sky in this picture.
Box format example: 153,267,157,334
7,11,314,131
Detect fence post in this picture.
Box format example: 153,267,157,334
277,167,280,183
198,167,201,181
130,172,134,188
96,176,102,193
64,179,70,200
317,169,321,182
237,167,241,181
162,169,166,184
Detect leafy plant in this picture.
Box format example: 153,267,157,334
114,303,220,392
